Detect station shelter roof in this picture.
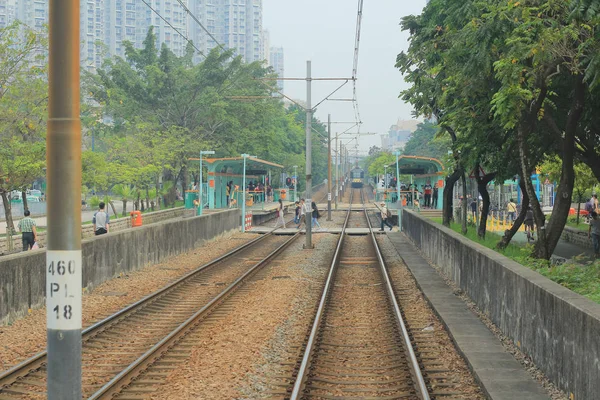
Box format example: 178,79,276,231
202,157,284,176
387,155,444,177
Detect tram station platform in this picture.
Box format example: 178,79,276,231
387,233,549,400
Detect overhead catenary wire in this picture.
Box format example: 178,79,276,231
175,0,227,53
140,0,205,58
351,0,365,132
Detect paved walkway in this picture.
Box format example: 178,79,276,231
387,232,550,400
510,231,595,260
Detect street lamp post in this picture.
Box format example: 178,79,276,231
198,150,215,216
394,151,402,230
241,154,256,232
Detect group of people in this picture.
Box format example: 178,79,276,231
271,198,323,231
394,181,438,209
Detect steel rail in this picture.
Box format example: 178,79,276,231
89,232,300,399
0,230,276,388
365,208,431,400
289,189,354,399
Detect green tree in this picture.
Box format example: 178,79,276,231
0,22,47,232
403,122,451,161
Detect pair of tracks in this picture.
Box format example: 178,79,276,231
0,228,300,399
285,188,430,399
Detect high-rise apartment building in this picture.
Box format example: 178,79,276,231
0,0,16,29
187,0,265,64
104,1,138,60
138,0,188,57
3,0,272,68
269,46,284,92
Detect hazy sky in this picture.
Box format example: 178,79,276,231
263,0,428,154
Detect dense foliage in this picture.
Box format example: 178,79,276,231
0,25,328,227
398,0,600,258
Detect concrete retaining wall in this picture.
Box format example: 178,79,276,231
0,209,240,325
402,210,600,400
0,207,185,255
561,226,593,249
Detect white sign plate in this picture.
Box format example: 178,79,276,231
327,193,332,201
46,250,82,330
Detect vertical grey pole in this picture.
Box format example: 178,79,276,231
305,61,313,249
47,1,82,399
242,155,247,232
198,152,202,216
335,134,338,210
395,153,402,230
327,114,332,221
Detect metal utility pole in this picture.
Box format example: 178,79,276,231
327,114,332,221
335,134,339,210
305,61,313,249
47,2,82,399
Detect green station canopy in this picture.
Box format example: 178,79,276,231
387,155,444,177
202,157,284,175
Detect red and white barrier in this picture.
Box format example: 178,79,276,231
245,211,253,231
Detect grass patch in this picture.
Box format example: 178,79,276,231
427,216,600,304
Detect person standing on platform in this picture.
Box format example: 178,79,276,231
226,181,232,207
274,199,286,228
18,210,37,251
379,202,393,231
424,181,432,208
432,184,439,209
93,202,110,236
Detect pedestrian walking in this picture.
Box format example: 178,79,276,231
311,201,322,230
507,198,517,223
470,198,477,221
18,210,37,251
294,201,301,224
589,212,600,258
297,198,307,229
379,202,393,231
524,206,535,242
274,199,286,228
93,202,110,235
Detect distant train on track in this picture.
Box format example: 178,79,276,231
350,167,365,188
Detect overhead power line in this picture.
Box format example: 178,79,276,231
351,0,365,130
175,0,227,53
140,0,205,58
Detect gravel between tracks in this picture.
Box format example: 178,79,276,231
399,235,568,400
0,230,253,372
150,234,337,399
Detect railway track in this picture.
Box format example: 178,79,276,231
288,189,431,399
0,230,298,399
